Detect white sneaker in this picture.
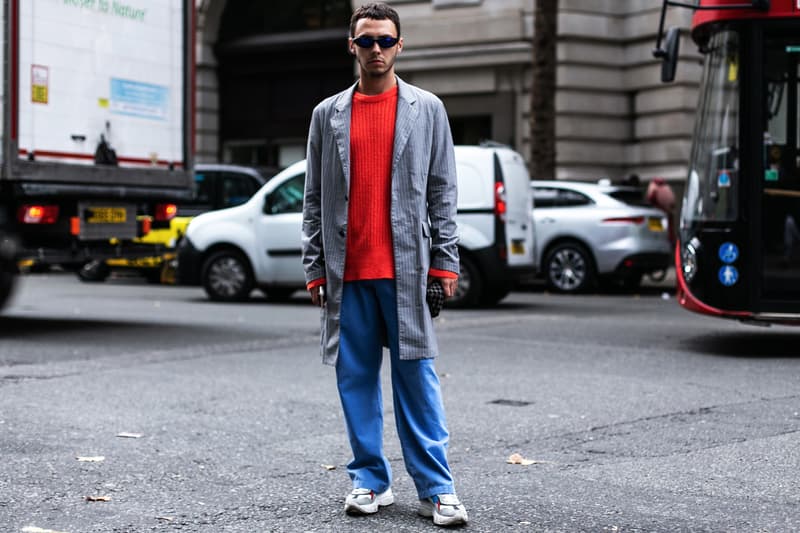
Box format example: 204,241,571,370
344,487,394,515
419,493,468,526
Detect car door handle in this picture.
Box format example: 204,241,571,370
540,217,556,224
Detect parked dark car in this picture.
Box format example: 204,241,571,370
79,164,267,283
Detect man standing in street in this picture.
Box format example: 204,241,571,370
647,177,677,244
301,2,468,527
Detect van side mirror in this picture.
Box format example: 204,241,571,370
656,27,681,83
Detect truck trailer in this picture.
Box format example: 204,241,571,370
0,0,194,309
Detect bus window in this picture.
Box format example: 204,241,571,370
762,37,800,277
684,30,740,225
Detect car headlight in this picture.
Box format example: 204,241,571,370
682,237,700,283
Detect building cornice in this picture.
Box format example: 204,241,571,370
400,41,532,71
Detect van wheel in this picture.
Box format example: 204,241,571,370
447,254,482,308
544,242,595,293
480,285,511,306
263,287,295,302
77,260,111,283
202,250,253,302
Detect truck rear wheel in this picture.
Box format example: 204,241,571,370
77,260,111,282
0,269,14,310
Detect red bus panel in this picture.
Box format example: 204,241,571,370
693,0,798,32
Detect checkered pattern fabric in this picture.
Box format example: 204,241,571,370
426,280,445,318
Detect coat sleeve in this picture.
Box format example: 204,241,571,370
426,99,460,275
302,105,326,284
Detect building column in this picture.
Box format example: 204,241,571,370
195,0,225,163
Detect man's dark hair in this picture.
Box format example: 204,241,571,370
350,3,401,37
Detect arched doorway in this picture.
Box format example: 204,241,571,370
211,1,354,175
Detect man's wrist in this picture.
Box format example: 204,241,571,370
429,268,458,279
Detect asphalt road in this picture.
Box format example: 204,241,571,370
1,272,799,532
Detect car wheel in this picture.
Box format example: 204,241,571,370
201,250,254,302
77,260,111,282
544,242,595,293
446,254,482,308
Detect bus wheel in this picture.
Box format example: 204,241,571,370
544,242,594,293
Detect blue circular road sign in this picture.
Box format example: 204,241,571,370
718,265,739,287
718,242,739,264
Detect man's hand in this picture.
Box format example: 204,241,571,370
430,276,458,298
309,285,326,307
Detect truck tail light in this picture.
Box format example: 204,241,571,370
17,205,59,224
139,216,152,236
155,203,178,221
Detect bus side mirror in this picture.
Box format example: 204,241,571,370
659,27,681,83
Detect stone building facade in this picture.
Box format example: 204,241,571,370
194,0,698,183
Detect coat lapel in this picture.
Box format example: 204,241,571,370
393,78,419,166
330,82,358,190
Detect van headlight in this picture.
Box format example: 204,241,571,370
682,237,700,283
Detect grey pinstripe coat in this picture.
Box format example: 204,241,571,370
302,77,460,366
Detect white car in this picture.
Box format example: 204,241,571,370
531,180,672,292
177,144,536,306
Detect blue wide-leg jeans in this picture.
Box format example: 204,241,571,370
336,279,455,499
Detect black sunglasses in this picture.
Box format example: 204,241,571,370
352,35,399,49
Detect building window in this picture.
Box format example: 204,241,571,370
218,1,351,42
449,116,492,146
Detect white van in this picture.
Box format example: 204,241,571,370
176,144,536,307
450,144,536,305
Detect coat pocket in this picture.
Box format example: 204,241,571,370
419,221,432,270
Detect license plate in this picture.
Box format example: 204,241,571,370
510,240,526,255
647,217,665,232
86,207,127,224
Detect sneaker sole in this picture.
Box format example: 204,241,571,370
418,501,468,526
344,491,394,515
433,512,468,527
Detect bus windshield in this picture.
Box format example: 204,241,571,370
683,29,740,225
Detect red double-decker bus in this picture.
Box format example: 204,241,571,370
655,0,800,324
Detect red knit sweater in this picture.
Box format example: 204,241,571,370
305,85,456,290
344,86,398,281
